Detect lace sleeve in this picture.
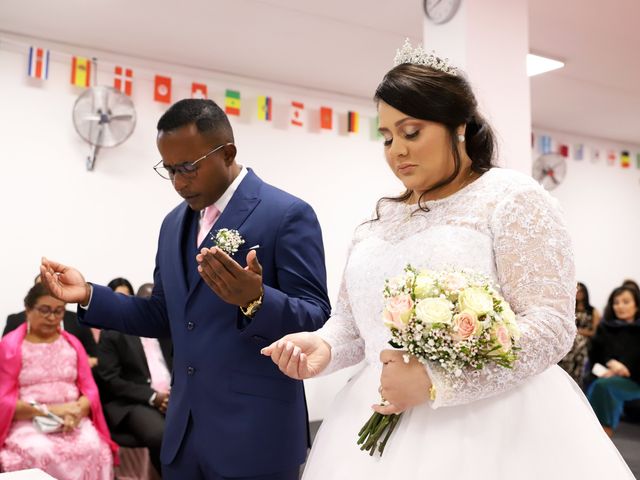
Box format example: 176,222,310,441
315,243,365,375
428,186,576,408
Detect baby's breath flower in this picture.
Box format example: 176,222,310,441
211,229,245,255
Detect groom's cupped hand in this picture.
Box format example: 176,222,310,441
196,247,263,308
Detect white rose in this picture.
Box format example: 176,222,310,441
414,272,438,299
458,287,494,316
415,297,454,325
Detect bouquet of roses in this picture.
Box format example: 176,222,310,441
357,265,521,456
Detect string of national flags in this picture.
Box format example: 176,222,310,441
533,133,640,170
25,44,382,138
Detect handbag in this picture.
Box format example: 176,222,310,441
28,400,64,434
33,414,63,434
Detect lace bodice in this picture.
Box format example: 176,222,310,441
316,168,576,408
19,336,80,404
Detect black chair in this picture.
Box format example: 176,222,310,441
110,429,146,449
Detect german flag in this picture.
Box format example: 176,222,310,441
225,90,241,116
71,56,91,87
347,111,359,133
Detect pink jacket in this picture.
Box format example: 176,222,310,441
0,323,119,463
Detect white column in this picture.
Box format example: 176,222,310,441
423,0,531,173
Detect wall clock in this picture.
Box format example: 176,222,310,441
423,0,462,24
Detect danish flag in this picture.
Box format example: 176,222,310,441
114,66,133,96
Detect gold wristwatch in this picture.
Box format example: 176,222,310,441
240,289,264,318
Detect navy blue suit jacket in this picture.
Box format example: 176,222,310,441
79,169,330,476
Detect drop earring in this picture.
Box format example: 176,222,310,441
27,321,31,335
457,134,465,143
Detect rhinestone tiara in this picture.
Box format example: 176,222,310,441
393,38,457,76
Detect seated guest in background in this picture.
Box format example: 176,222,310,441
622,278,640,296
587,285,640,436
90,277,136,344
559,282,601,387
109,277,135,296
136,282,154,299
0,283,118,478
96,278,172,475
4,274,98,367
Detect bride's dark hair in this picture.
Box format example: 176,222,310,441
372,63,497,217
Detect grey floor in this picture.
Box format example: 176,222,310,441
612,421,640,477
307,420,640,478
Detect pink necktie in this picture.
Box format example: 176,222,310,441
197,205,221,246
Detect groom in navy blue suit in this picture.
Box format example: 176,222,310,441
41,99,330,479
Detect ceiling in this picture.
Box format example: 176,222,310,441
1,0,638,144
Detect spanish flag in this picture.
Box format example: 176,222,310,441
225,90,240,116
257,96,272,121
347,111,359,133
71,56,91,87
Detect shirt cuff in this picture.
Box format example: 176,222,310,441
79,284,94,310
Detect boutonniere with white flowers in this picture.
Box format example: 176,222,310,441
211,229,245,255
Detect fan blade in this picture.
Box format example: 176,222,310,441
92,87,109,115
79,115,102,122
109,114,134,121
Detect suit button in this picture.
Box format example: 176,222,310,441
187,321,195,331
187,366,195,376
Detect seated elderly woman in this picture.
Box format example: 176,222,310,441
0,283,118,478
587,285,640,437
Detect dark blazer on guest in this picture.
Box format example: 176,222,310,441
4,310,97,357
79,168,331,477
96,330,173,427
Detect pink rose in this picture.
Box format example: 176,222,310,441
494,324,512,352
383,293,414,331
451,311,478,341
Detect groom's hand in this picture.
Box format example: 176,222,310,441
196,247,263,307
40,257,91,305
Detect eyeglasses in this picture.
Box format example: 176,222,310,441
153,143,233,180
35,306,65,318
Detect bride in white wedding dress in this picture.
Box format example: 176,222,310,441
262,42,634,479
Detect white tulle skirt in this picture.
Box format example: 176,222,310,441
303,365,634,479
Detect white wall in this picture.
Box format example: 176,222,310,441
0,34,400,420
533,128,640,312
424,0,532,174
